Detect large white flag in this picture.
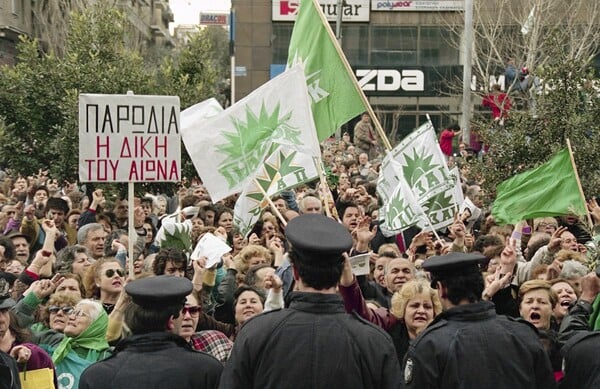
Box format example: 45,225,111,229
181,66,320,202
378,122,458,233
234,147,319,236
181,98,224,130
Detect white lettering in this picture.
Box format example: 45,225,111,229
356,69,425,92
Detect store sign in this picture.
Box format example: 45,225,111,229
371,0,464,11
356,69,425,93
200,13,229,25
273,0,370,22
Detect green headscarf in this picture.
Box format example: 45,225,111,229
51,303,110,364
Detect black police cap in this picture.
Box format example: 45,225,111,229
422,252,486,274
285,214,352,263
125,275,192,309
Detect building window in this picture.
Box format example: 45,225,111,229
272,23,293,64
11,0,20,15
371,26,417,66
341,24,369,66
419,27,460,66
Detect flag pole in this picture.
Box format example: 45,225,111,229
309,0,392,151
313,157,333,218
566,139,593,229
253,178,288,227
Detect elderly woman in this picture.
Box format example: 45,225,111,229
55,245,92,278
36,299,110,389
31,293,82,333
339,259,442,362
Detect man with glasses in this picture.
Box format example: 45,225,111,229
79,275,222,389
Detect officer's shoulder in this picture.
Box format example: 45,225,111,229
501,315,539,333
186,348,225,368
410,319,450,346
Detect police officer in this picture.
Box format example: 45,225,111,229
402,252,556,388
79,276,222,389
220,214,402,388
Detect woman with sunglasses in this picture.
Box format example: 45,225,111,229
36,299,110,389
83,258,125,314
177,294,233,363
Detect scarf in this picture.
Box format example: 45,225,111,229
51,308,109,364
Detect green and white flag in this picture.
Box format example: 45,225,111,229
378,122,457,232
182,66,321,202
378,159,428,236
234,147,319,236
287,0,365,141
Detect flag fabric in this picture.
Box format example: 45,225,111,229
449,166,465,206
287,0,365,141
378,122,458,233
234,147,319,236
492,148,587,225
378,160,428,236
521,6,535,35
181,66,321,202
181,98,224,130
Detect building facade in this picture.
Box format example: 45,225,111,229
233,0,473,141
0,0,174,66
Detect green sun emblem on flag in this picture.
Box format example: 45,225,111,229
216,102,303,188
424,191,454,212
402,148,441,188
244,150,308,218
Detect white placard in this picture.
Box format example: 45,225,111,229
191,233,232,268
349,253,371,276
78,94,181,182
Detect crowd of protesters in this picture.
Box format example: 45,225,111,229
0,117,598,388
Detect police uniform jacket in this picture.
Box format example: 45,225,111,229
79,332,222,389
559,330,600,389
219,291,402,389
402,301,557,389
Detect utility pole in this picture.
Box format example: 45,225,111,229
461,0,473,143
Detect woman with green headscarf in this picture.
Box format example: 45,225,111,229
36,299,111,389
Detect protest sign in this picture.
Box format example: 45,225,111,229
79,94,181,182
191,233,232,268
349,253,371,276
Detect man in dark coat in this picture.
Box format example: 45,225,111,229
219,214,402,389
79,276,222,389
402,252,557,389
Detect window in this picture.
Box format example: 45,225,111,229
341,24,369,66
371,26,417,66
272,23,293,64
419,27,460,66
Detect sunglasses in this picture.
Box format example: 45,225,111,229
48,306,74,315
182,306,201,317
70,309,91,319
105,268,125,278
